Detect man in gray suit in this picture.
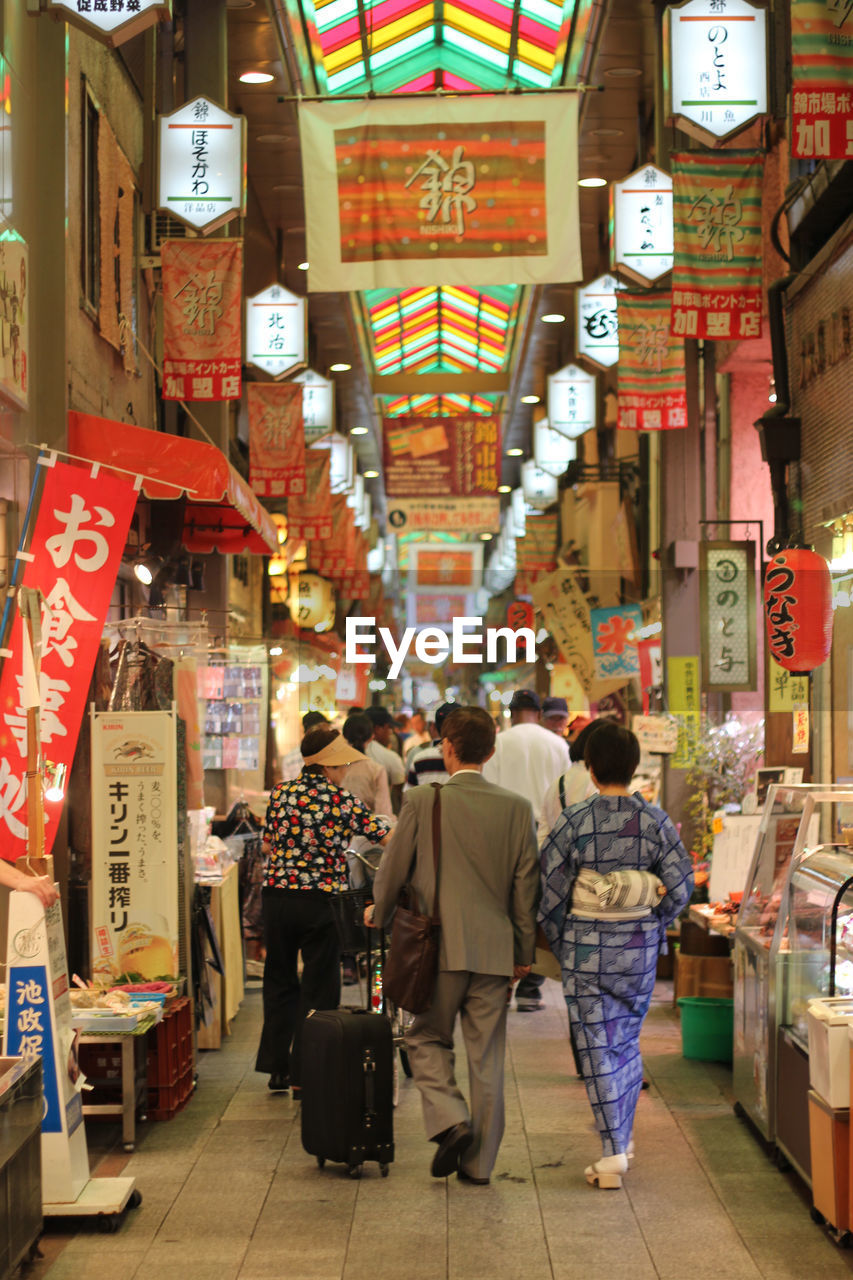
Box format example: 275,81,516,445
368,706,539,1184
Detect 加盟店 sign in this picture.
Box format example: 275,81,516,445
158,96,246,234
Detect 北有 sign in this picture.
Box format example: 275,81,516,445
611,165,674,286
158,96,246,233
665,0,768,144
246,284,307,379
48,0,170,46
293,368,334,438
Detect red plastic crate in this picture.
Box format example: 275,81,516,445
146,997,192,1089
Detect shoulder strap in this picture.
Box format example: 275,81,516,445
558,773,567,809
431,782,442,924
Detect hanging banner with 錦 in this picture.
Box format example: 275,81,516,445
531,565,596,694
514,513,558,598
617,291,687,430
671,151,764,342
248,382,305,498
298,94,580,293
383,415,500,498
0,461,138,860
161,238,243,401
791,0,853,161
287,449,332,541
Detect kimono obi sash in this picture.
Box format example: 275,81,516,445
570,867,665,921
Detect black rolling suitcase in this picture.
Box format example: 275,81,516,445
300,1007,395,1178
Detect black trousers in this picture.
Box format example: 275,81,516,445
255,889,341,1085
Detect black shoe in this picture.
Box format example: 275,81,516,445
457,1167,490,1185
291,1084,302,1101
431,1122,474,1178
268,1074,290,1093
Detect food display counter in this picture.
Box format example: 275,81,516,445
732,785,853,1148
0,1057,42,1280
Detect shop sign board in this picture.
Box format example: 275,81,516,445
0,235,28,409
90,710,180,986
547,363,596,440
534,418,576,478
576,274,620,370
48,0,170,46
245,283,306,380
383,414,500,498
312,431,354,495
531,566,596,694
158,96,245,234
591,605,642,682
4,892,89,1203
521,459,559,509
699,541,757,691
668,655,701,769
386,496,500,537
632,713,679,754
767,657,808,713
611,165,674,286
293,368,334,439
664,0,768,145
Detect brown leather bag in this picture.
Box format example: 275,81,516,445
382,783,442,1015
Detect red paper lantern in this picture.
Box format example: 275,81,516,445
764,548,833,674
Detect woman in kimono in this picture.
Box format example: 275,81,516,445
539,721,693,1190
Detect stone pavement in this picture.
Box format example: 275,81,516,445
30,977,853,1279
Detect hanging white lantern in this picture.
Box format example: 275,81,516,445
665,0,768,145
511,488,527,539
547,363,597,440
521,460,559,510
534,418,576,479
312,433,354,494
611,165,674,286
576,275,620,370
288,573,336,630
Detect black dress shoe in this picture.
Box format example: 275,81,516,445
268,1074,290,1093
431,1122,474,1178
457,1168,490,1185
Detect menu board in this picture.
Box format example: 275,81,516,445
382,415,500,498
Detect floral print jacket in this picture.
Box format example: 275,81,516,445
264,767,391,892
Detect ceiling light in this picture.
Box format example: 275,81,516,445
578,177,607,188
364,469,379,479
521,394,540,404
297,261,309,271
330,362,351,372
480,533,493,541
498,485,512,494
541,313,566,324
269,645,283,656
239,71,274,84
506,448,524,457
604,66,643,78
350,426,369,436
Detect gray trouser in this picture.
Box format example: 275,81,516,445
405,970,509,1180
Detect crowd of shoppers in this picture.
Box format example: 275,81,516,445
257,691,692,1190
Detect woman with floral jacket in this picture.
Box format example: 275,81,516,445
255,726,392,1097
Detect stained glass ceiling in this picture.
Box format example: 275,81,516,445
383,391,500,416
311,0,576,95
367,285,519,375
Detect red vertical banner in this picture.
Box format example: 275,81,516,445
287,450,333,541
0,461,139,860
617,291,687,430
161,238,243,401
791,0,853,161
248,382,306,497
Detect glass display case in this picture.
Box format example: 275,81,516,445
783,845,853,1045
733,785,853,1146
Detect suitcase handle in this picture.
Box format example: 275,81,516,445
364,1047,376,1129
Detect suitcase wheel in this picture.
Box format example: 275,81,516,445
316,1157,325,1169
379,1163,390,1178
348,1164,363,1179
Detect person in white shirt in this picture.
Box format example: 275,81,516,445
365,705,406,813
402,708,431,759
537,720,600,846
482,688,569,1011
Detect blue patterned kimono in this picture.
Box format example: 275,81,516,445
539,794,693,1157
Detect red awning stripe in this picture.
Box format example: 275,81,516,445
67,412,279,556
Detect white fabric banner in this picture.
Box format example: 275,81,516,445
299,94,581,292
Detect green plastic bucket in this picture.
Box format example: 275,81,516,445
677,996,734,1063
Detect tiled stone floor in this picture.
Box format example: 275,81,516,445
30,978,853,1279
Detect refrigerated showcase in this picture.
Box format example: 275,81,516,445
732,786,853,1148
